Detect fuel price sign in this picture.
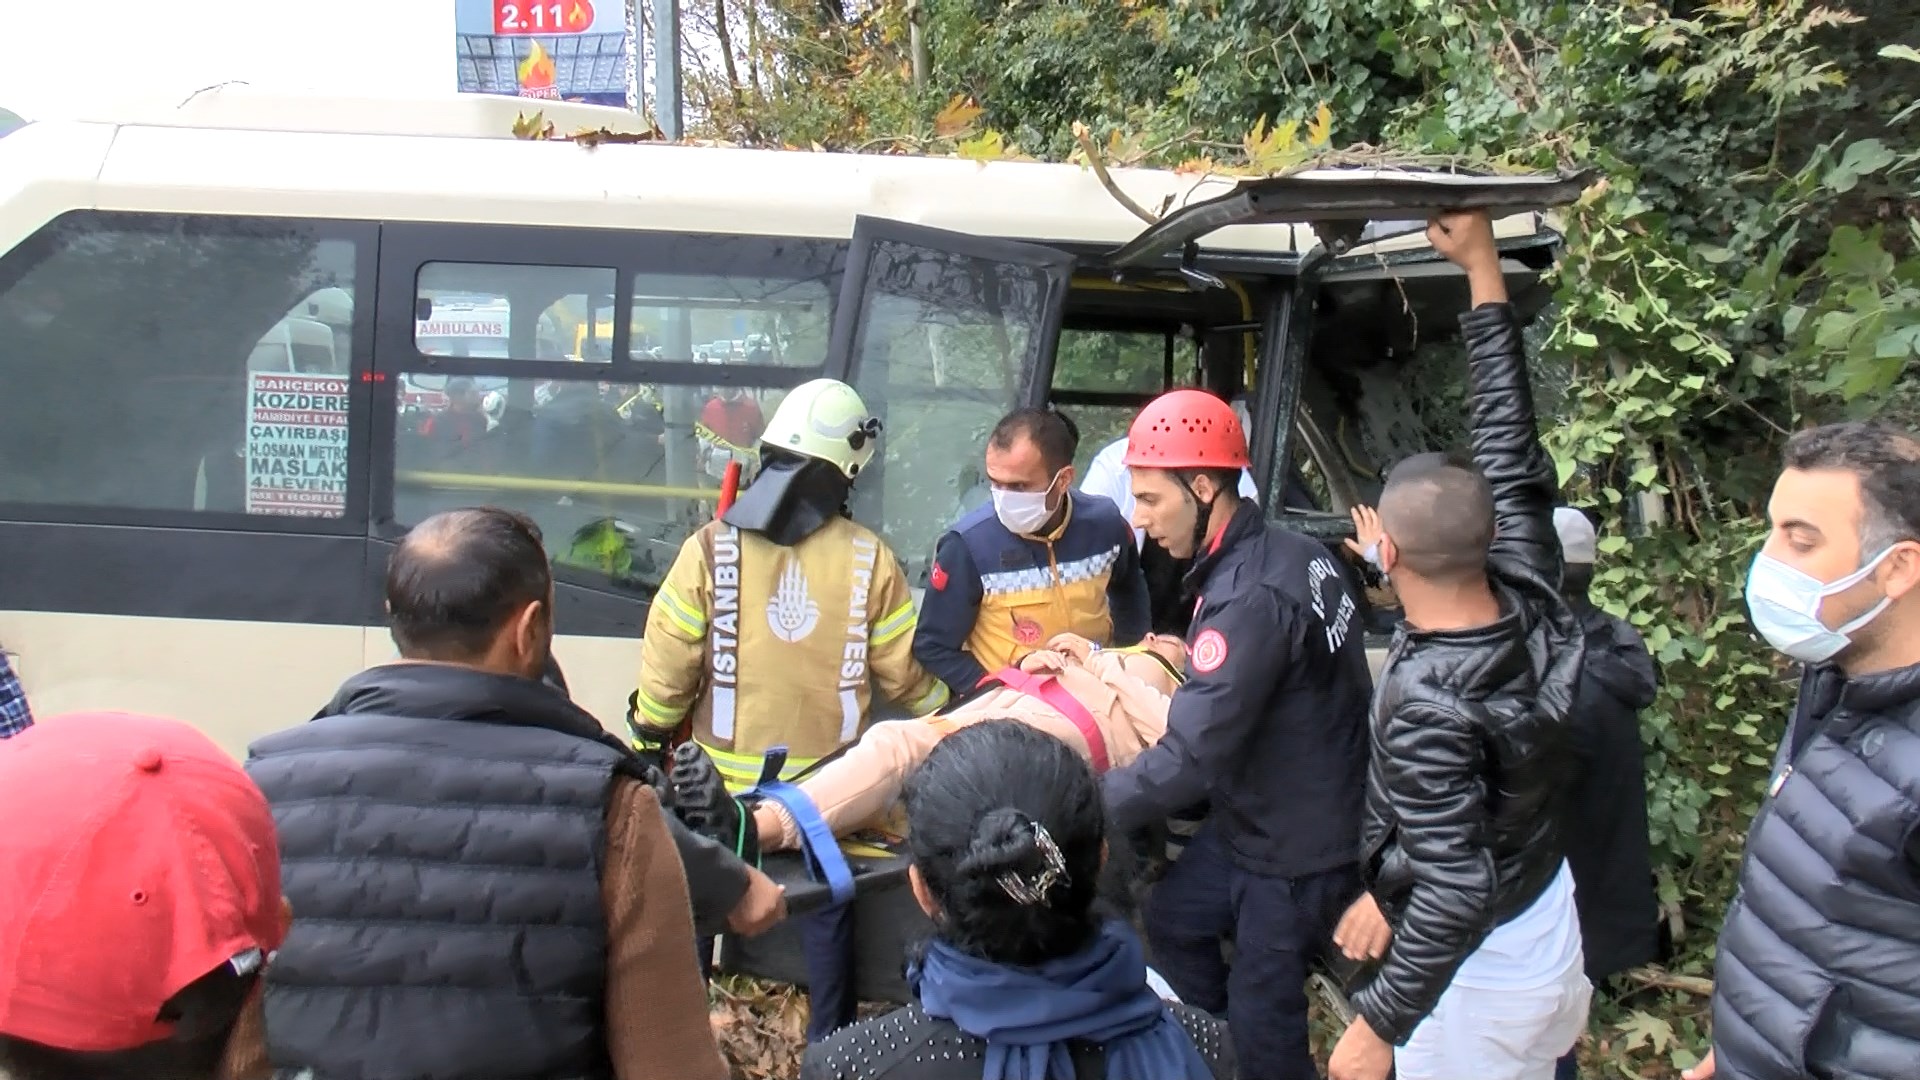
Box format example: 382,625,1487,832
494,0,596,34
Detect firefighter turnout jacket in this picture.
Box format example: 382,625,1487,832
634,516,950,791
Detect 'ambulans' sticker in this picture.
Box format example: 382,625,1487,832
931,562,949,591
1192,628,1228,673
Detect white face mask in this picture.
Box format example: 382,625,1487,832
1746,546,1896,664
992,472,1063,536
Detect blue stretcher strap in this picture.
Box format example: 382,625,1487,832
751,747,855,907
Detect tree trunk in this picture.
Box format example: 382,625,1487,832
715,0,746,115
908,0,929,88
748,0,769,102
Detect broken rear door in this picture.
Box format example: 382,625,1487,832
823,215,1075,585
1101,165,1594,524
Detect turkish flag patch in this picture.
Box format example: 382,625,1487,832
1191,628,1228,673
930,562,949,591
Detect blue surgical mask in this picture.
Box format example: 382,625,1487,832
1745,547,1895,664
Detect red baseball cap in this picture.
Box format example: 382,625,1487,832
0,712,285,1052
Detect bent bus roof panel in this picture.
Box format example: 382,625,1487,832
0,86,1556,260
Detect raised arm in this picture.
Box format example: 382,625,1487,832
1431,210,1562,589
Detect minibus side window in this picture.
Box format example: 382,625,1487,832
0,211,359,521
391,249,839,597
415,262,615,362
628,271,832,366
1050,329,1182,477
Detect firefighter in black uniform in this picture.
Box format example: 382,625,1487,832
1100,389,1375,1080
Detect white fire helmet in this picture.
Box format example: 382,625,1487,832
759,378,883,479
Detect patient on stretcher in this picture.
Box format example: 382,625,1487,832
669,632,1187,859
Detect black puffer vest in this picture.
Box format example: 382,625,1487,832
247,663,640,1080
1713,661,1920,1080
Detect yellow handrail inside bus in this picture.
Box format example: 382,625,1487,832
396,470,713,500
1064,273,1257,386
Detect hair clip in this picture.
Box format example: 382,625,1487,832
997,820,1070,906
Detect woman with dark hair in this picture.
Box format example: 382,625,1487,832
802,720,1234,1080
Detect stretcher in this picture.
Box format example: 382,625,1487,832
704,665,1107,1003
709,743,933,1002
716,841,931,1003
715,837,1365,1024
703,708,1364,1018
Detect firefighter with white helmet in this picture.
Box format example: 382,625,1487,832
632,377,947,778
629,376,949,1040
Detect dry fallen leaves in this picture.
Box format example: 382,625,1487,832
710,976,808,1080
710,976,899,1079
511,111,557,141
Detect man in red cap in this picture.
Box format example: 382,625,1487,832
0,711,288,1080
1099,386,1375,1080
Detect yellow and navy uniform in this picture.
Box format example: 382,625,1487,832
913,490,1151,692
634,516,949,791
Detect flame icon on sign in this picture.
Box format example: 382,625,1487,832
565,1,595,31
517,41,560,98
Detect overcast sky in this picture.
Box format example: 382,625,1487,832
0,1,454,119
0,0,730,121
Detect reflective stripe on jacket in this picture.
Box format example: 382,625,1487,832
635,516,948,790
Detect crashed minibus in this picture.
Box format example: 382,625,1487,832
0,86,1590,1001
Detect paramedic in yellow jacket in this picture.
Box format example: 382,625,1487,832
913,407,1152,693
631,377,949,795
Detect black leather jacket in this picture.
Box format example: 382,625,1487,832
1349,303,1586,1046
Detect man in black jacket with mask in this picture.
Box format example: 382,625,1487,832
1326,210,1588,1080
1684,421,1920,1080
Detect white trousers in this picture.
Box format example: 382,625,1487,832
1394,960,1592,1080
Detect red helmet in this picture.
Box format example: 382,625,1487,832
1122,389,1251,470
